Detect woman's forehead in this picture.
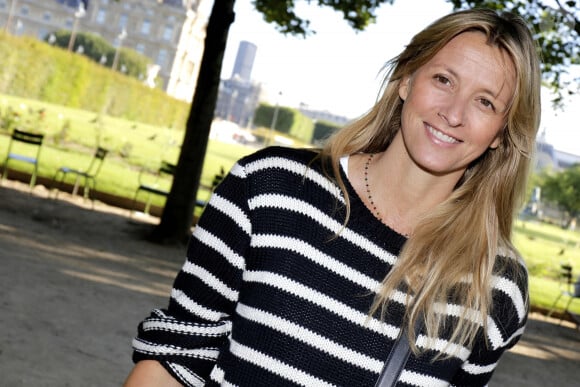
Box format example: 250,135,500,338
427,32,516,107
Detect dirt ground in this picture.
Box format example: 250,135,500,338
0,179,579,386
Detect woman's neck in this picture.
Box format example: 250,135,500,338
350,133,462,235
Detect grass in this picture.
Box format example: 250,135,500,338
514,219,580,314
0,94,258,207
1,94,579,317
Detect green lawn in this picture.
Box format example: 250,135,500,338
513,219,580,315
1,94,579,317
0,94,258,207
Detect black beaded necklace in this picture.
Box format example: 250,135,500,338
364,153,410,237
364,153,382,221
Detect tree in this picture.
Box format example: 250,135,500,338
153,0,580,243
541,165,580,223
150,0,237,243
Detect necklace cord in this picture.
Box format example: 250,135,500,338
364,153,410,237
364,153,382,221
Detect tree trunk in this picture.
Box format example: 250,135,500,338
150,0,236,243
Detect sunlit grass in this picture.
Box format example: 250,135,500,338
514,219,580,314
0,94,257,205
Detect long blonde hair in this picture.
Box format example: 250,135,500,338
320,8,541,353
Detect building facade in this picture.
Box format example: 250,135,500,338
0,0,209,101
535,140,580,172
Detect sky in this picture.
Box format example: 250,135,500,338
221,0,580,156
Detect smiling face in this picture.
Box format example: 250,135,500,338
397,31,515,180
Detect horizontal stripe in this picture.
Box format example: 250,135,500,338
193,227,245,270
415,335,470,360
133,338,219,360
243,270,399,338
486,315,506,350
237,303,384,372
243,156,344,203
182,261,239,302
491,275,526,322
229,338,336,387
207,192,252,236
400,369,449,387
141,318,231,337
171,288,227,322
461,360,498,375
208,365,225,384
249,194,398,265
434,303,484,326
250,234,381,291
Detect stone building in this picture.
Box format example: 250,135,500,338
0,0,209,102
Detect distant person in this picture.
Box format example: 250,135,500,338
125,8,540,386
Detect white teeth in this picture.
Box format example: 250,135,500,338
428,125,459,143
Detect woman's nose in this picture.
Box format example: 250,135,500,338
438,96,466,128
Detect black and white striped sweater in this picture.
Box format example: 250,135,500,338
132,146,528,386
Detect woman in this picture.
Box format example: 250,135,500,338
125,8,540,386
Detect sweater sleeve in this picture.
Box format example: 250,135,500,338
450,258,529,386
131,161,251,386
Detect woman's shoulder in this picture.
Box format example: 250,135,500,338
494,247,528,289
233,146,325,178
238,146,321,167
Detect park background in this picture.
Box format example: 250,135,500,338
0,0,579,384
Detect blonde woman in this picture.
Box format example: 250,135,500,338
126,8,540,386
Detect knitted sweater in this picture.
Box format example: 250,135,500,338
132,146,528,386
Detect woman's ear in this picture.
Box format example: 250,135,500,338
399,76,411,101
489,126,505,149
489,136,501,149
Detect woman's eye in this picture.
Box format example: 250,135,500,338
479,98,496,111
435,75,451,85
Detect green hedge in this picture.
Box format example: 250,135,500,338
0,32,189,130
254,104,315,144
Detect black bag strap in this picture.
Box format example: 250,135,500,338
374,317,423,387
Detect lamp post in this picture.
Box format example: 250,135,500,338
227,89,238,122
4,0,17,34
112,28,127,71
269,91,282,146
68,3,86,51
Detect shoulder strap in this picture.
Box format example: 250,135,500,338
374,317,423,387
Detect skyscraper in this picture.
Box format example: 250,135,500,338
215,40,260,127
231,40,257,81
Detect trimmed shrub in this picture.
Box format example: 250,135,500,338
0,31,189,129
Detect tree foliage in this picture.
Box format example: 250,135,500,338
541,165,580,218
253,0,395,35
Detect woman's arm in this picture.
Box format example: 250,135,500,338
127,161,252,385
124,360,183,387
451,258,529,385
